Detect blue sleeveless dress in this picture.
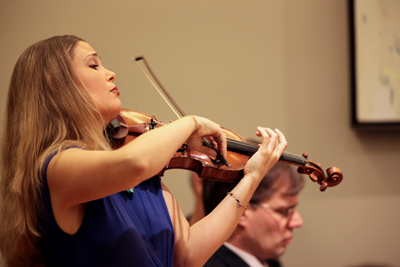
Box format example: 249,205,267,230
39,150,175,267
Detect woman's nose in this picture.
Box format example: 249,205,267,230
107,69,116,82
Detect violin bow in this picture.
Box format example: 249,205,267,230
134,56,231,168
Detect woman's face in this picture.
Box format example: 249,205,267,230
71,41,121,123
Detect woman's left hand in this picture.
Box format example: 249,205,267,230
243,127,287,182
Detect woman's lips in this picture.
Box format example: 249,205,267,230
111,86,120,95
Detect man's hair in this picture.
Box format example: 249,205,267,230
202,162,305,215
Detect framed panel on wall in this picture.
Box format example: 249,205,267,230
349,0,400,130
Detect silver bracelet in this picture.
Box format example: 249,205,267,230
227,192,247,209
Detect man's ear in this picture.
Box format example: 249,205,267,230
237,208,252,228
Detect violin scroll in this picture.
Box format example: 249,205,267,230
326,167,343,187
296,153,343,191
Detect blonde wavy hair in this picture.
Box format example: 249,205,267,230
0,35,112,266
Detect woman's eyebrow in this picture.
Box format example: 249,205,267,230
83,53,100,61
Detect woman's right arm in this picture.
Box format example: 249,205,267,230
47,115,227,209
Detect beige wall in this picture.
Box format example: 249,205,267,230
1,0,399,266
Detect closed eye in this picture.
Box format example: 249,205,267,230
89,64,99,70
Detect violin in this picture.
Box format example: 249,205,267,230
107,56,343,192
108,108,343,192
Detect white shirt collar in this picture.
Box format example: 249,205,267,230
223,242,268,267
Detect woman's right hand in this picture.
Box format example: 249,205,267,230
185,116,227,159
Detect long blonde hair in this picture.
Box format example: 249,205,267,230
0,35,111,266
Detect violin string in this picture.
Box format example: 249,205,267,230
227,139,257,154
227,138,306,165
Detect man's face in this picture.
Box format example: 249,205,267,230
239,176,303,260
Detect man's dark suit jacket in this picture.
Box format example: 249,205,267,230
203,245,281,267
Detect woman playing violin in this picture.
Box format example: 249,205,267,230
0,35,287,267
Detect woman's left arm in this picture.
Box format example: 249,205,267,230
162,180,251,267
164,127,287,267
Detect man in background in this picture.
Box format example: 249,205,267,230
202,162,305,267
187,173,205,226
